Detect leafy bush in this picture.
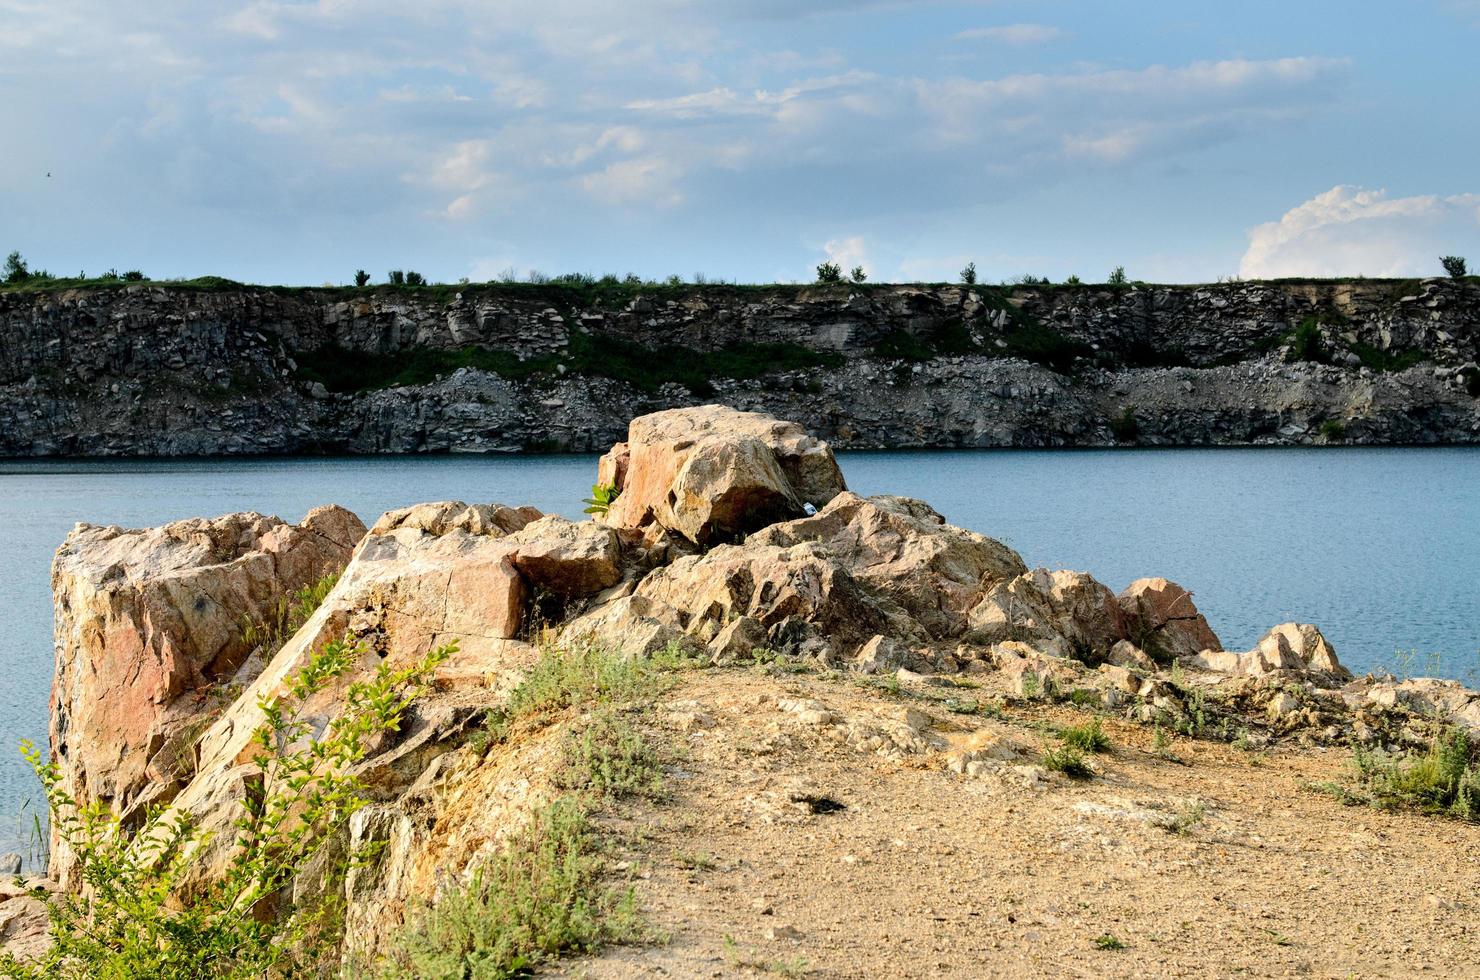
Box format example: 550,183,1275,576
1318,419,1346,441
1441,255,1467,279
1065,274,1082,285
582,482,619,516
1285,316,1328,363
1354,727,1480,822
387,270,405,286
815,262,843,284
1060,718,1111,753
959,262,977,285
122,270,146,282
1042,745,1093,779
354,270,370,287
380,795,640,980
405,271,426,287
849,265,867,283
1107,266,1127,287
1,637,452,979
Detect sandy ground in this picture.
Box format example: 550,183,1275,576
558,667,1480,980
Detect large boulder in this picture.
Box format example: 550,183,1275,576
156,502,542,897
509,515,622,597
968,569,1127,660
749,492,1026,639
1116,577,1221,662
597,405,847,546
48,505,365,884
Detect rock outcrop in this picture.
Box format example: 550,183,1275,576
1,279,1477,456
21,405,1480,970
48,505,365,886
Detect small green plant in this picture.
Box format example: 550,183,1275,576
4,251,30,283
556,710,664,800
354,269,370,287
959,261,977,285
387,269,406,286
382,795,640,979
1060,718,1111,753
405,271,426,287
583,482,620,516
1164,800,1207,836
1441,255,1467,278
240,571,340,656
1285,316,1328,363
1042,745,1093,779
1107,266,1127,287
2,636,450,979
849,265,867,283
1319,419,1346,441
1094,934,1126,951
815,262,843,284
1353,727,1480,822
1065,274,1082,285
674,850,717,871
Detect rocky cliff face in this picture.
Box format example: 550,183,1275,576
8,406,1479,971
1,279,1478,454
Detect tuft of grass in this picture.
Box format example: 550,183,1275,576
240,571,340,656
1094,934,1126,951
722,934,810,977
1164,800,1207,836
1059,717,1111,753
1042,745,1094,779
1352,727,1480,822
482,636,674,745
674,850,718,872
381,796,641,980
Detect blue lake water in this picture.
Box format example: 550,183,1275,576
1,447,1478,858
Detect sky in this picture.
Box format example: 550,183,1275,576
2,0,1479,286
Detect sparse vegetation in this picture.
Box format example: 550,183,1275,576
1094,934,1126,951
1,636,451,979
1042,745,1093,779
1441,255,1467,279
1352,727,1480,822
1318,419,1346,441
382,795,641,980
1060,717,1111,753
556,709,665,800
959,262,977,285
1107,266,1127,287
240,571,340,656
1164,800,1207,836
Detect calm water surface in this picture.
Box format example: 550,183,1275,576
1,448,1478,856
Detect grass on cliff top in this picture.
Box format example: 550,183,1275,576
294,332,843,396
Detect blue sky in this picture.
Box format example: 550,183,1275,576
2,0,1479,285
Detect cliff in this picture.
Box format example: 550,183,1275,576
1,278,1478,455
5,407,1478,977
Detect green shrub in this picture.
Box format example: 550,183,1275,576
1354,727,1480,822
387,270,405,286
1318,419,1346,441
815,262,842,284
4,251,29,283
1441,255,1467,279
405,271,426,287
959,262,977,285
382,796,639,980
1060,717,1111,753
0,637,451,979
1107,266,1127,287
354,270,370,287
849,265,867,283
122,270,146,282
1042,745,1093,779
556,710,664,800
1285,316,1328,363
1347,341,1425,373
1065,274,1082,285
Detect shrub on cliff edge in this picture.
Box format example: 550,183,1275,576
1441,255,1467,279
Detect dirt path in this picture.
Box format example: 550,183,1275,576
560,668,1480,979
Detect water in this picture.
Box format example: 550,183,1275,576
1,448,1478,857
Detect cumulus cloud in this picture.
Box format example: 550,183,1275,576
1240,186,1480,279
954,24,1062,44
822,236,871,276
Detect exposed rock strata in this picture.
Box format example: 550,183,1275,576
2,279,1478,455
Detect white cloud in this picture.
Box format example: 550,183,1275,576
954,24,1062,44
1240,186,1480,278
580,156,685,207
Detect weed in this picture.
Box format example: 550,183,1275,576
1094,934,1126,951
674,850,717,871
583,482,620,516
1164,800,1207,836
723,934,810,976
1319,419,1346,441
557,710,665,801
240,571,340,656
382,796,641,979
1060,718,1111,753
1352,727,1480,822
1042,746,1093,779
